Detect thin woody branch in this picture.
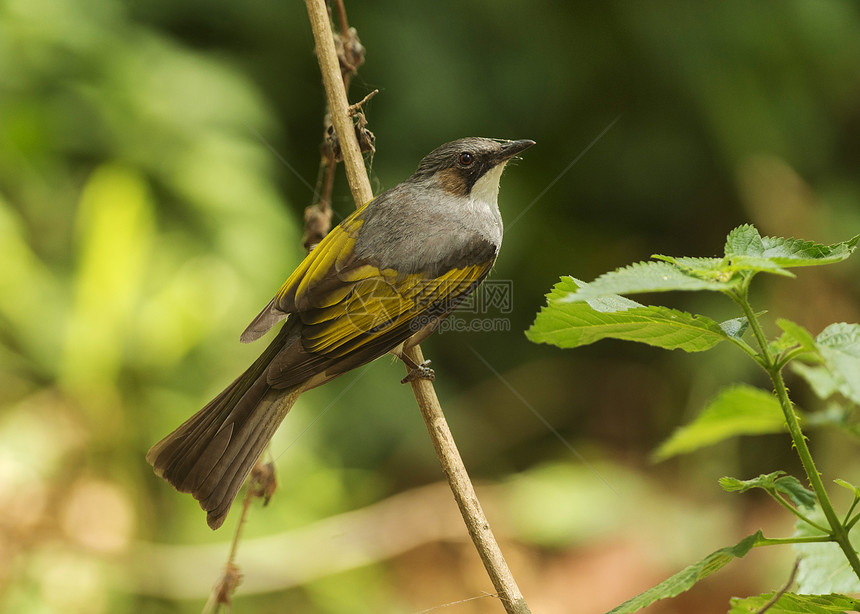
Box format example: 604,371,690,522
303,1,531,612
305,0,372,205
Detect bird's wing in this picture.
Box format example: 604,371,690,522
241,197,496,388
266,256,494,388
240,201,370,343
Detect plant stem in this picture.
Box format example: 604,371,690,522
734,282,860,580
304,2,531,610
844,497,860,526
404,345,531,614
767,491,830,533
776,347,813,370
729,282,770,369
770,369,860,578
304,0,372,205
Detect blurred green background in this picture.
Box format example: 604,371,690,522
2,0,859,612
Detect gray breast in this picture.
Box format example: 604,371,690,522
355,182,502,277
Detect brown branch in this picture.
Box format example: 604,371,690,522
306,0,372,205
202,461,276,612
304,4,371,252
331,0,364,92
304,1,531,612
332,0,350,46
348,88,379,116
403,347,532,613
754,558,800,614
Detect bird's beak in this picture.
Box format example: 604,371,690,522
498,139,536,161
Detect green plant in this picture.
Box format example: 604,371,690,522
527,224,860,613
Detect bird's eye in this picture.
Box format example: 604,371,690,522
459,152,474,166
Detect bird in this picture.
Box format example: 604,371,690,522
147,137,535,529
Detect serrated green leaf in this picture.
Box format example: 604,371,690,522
718,476,747,492
816,323,860,405
761,234,860,267
719,472,815,507
778,319,818,353
527,278,731,352
558,261,737,301
651,255,724,271
553,231,857,307
653,386,785,461
607,532,763,614
724,224,859,269
794,507,860,594
725,224,765,257
655,251,796,280
729,592,860,614
720,471,786,493
652,254,733,281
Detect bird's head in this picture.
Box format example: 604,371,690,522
411,137,535,203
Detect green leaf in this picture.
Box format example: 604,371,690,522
557,262,737,300
653,386,785,461
772,332,801,355
724,224,860,267
651,255,732,281
551,230,858,307
729,592,860,614
777,476,818,509
794,507,860,594
761,234,860,268
725,224,765,257
778,319,818,353
815,323,860,404
834,479,860,500
720,316,750,340
718,471,816,508
720,471,786,493
607,532,763,614
724,254,795,277
526,278,731,353
656,251,796,280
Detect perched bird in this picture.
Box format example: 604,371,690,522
147,137,535,529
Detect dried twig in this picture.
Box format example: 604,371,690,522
202,461,277,612
306,0,372,205
754,558,800,614
348,89,379,115
304,1,531,612
304,5,373,251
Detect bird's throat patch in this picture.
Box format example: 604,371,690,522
470,162,507,206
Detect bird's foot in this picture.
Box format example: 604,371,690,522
401,360,436,384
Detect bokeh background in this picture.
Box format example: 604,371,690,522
2,0,859,612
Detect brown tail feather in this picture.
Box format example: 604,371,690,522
147,325,304,529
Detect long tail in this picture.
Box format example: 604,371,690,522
147,325,304,529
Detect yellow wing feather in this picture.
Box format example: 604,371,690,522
255,197,494,381
301,262,491,357
276,200,368,311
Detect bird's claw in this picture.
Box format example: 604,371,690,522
401,360,435,384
